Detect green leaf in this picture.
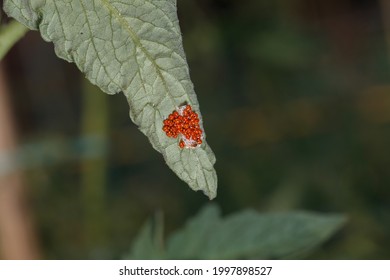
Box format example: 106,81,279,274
165,203,221,259
166,204,346,259
3,0,217,199
126,219,163,259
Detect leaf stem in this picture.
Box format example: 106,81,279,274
0,20,29,60
80,79,109,257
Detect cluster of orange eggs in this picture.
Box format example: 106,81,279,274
162,105,203,148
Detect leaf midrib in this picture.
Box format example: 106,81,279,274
98,0,214,190
99,0,176,105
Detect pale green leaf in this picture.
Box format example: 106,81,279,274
3,0,217,199
166,204,346,259
126,219,163,259
165,203,221,258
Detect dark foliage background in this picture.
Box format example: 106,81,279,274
1,0,390,259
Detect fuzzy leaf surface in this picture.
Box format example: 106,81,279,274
4,0,217,198
166,204,346,259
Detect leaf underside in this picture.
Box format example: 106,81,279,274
4,0,217,199
128,204,346,259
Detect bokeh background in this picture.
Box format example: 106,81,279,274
1,0,390,259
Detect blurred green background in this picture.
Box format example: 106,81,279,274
1,0,390,259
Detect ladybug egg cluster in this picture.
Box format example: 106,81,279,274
162,105,203,148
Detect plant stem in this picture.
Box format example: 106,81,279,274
0,20,29,60
80,79,109,258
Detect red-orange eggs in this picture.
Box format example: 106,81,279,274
162,104,203,148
